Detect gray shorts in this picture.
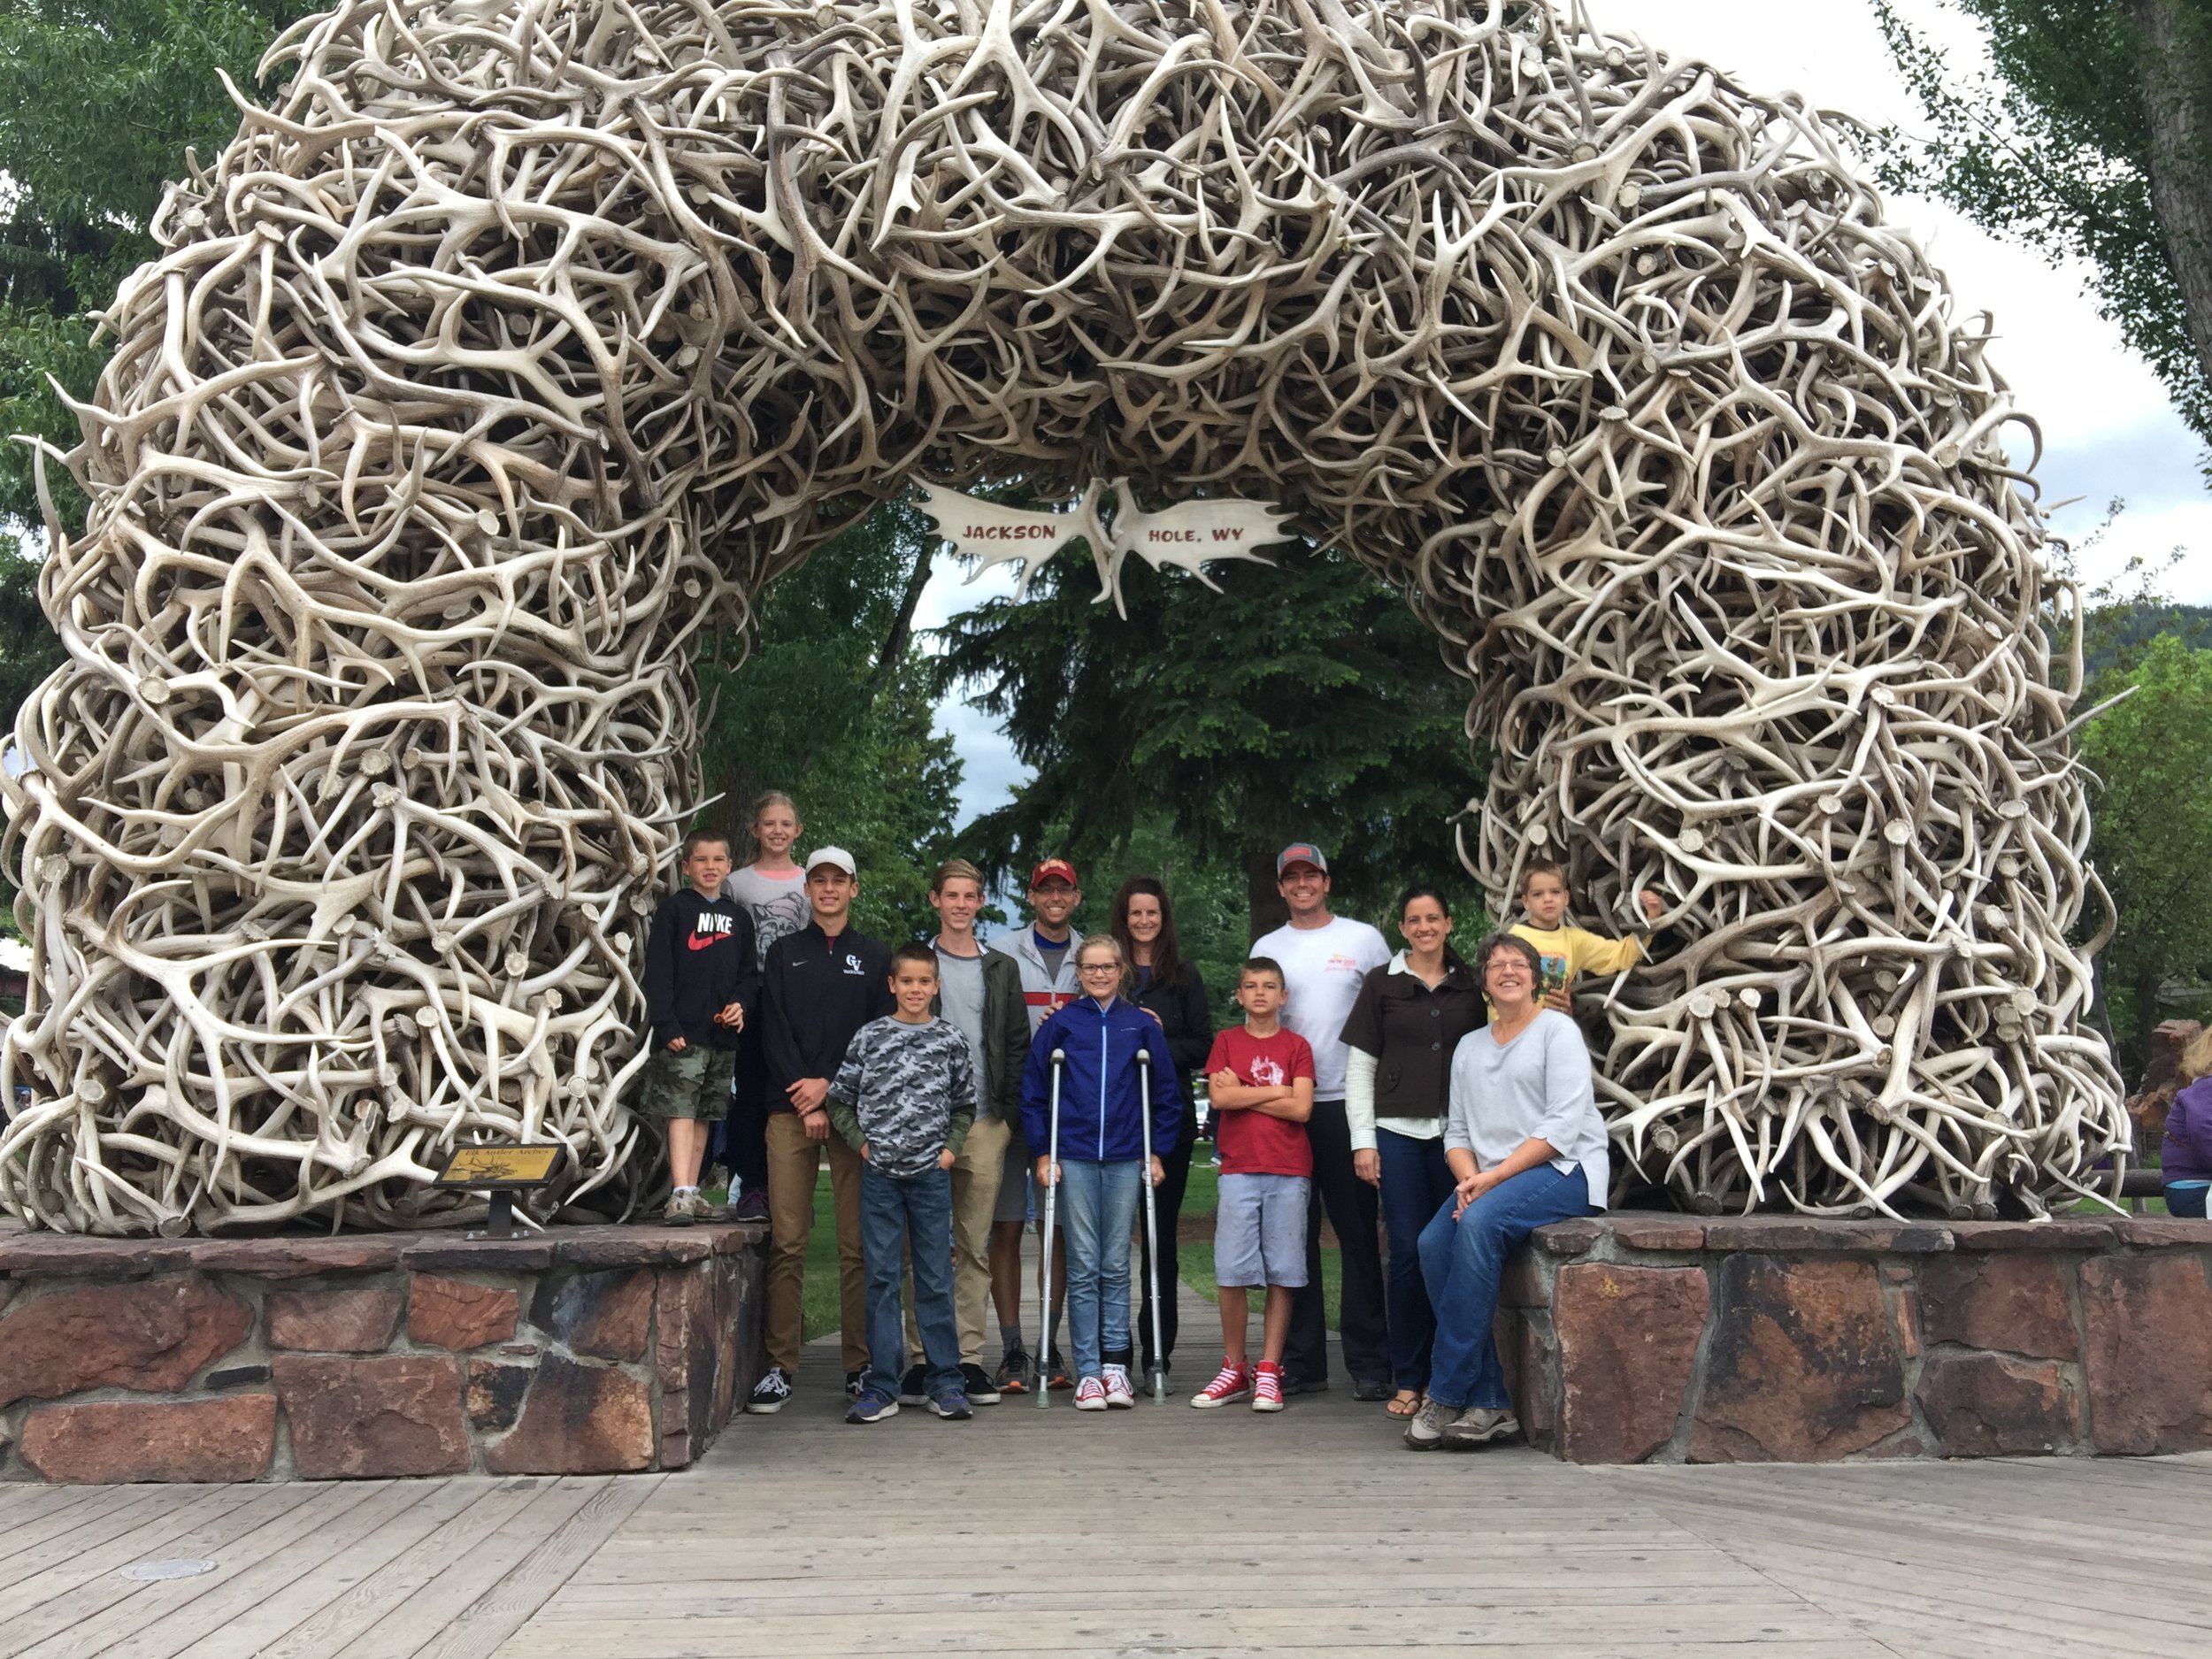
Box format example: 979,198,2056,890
1213,1172,1310,1288
995,1126,1033,1224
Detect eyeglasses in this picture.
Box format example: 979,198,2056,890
1077,962,1120,975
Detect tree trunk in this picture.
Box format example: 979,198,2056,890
1245,845,1288,944
2125,0,2212,402
862,541,934,703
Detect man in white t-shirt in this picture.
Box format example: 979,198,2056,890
1251,842,1392,1399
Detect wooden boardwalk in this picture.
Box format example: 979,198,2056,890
3,1279,2208,1659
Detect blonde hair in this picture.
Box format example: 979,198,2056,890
1076,933,1133,998
750,789,799,827
2183,1027,2212,1084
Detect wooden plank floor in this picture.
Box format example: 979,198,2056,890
2,1274,2206,1658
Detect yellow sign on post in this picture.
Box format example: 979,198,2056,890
434,1145,564,1187
434,1144,565,1240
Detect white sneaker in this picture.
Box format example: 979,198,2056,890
1073,1376,1110,1411
1102,1364,1135,1409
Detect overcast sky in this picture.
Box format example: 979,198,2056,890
918,0,2212,830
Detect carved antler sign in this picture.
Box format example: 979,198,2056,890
913,480,1294,610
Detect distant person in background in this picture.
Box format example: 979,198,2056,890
1253,842,1392,1399
2162,1028,2212,1218
988,857,1085,1394
1341,886,1486,1419
1112,875,1214,1388
721,791,811,1223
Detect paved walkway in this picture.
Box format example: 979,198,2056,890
3,1278,2208,1658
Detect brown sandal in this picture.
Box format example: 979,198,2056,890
1385,1389,1424,1418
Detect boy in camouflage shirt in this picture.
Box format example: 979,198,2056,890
827,941,978,1423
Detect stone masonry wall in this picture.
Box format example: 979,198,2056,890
1498,1215,2212,1463
0,1225,765,1482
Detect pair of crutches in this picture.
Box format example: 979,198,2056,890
1036,1045,1168,1406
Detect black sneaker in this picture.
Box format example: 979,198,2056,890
744,1366,792,1415
732,1187,769,1224
898,1364,929,1406
927,1389,973,1420
1047,1348,1073,1392
1351,1378,1392,1402
845,1369,865,1401
846,1387,899,1424
993,1348,1033,1397
1279,1370,1330,1397
961,1362,1001,1405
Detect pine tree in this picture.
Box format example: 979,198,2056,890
932,534,1486,941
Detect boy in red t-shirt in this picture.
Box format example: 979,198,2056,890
1192,957,1316,1412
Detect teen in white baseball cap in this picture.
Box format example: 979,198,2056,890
804,846,857,878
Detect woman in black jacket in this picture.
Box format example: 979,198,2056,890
1113,874,1213,1388
1340,885,1487,1417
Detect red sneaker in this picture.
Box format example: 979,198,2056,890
1190,1361,1254,1409
1252,1363,1286,1413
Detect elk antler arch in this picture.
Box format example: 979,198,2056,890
0,0,2125,1233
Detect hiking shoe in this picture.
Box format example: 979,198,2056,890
1351,1377,1391,1402
662,1189,703,1226
744,1366,792,1416
927,1390,973,1420
844,1370,865,1401
1404,1397,1456,1450
898,1364,929,1406
1441,1406,1520,1448
961,1362,1001,1405
1191,1362,1253,1409
1252,1362,1286,1413
1047,1349,1074,1392
1102,1364,1135,1409
994,1348,1033,1397
1072,1376,1110,1411
731,1187,770,1224
846,1387,899,1424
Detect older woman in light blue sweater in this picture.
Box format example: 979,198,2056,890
1405,932,1607,1451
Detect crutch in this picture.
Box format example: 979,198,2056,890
1136,1048,1168,1402
1036,1047,1065,1410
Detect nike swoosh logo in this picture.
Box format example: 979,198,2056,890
687,934,726,951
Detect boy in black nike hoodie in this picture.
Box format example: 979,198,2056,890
641,830,760,1224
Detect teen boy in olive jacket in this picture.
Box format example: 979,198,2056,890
902,860,1032,1404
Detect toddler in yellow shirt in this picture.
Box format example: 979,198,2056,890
1509,861,1666,1012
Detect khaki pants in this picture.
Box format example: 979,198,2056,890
764,1110,867,1375
905,1113,1010,1368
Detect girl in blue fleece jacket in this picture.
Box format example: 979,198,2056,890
1021,935,1184,1408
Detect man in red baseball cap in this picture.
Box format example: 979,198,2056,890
985,856,1085,1393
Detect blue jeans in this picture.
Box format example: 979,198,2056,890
2166,1183,2209,1218
859,1161,961,1401
1378,1128,1457,1393
1056,1158,1141,1381
1417,1164,1594,1411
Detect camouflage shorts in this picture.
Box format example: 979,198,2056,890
639,1043,736,1122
